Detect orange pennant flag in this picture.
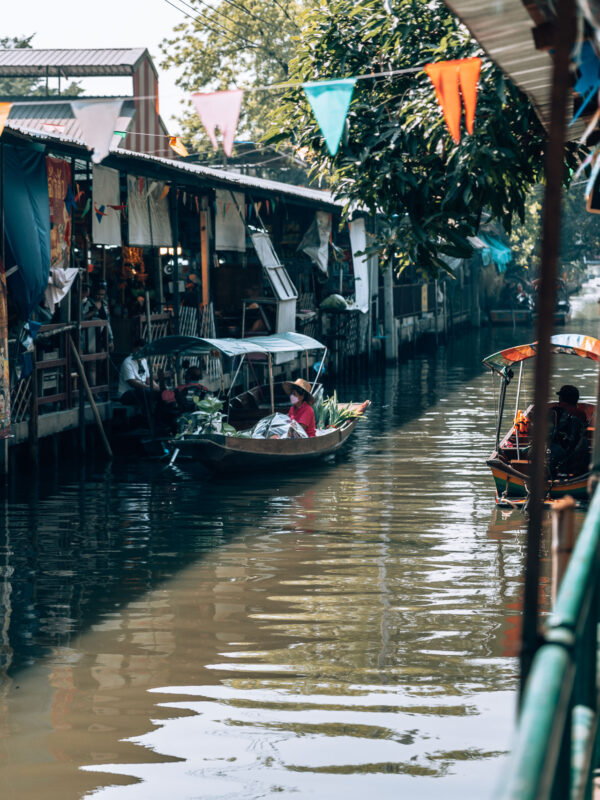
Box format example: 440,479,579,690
424,57,481,143
169,136,189,158
0,102,12,137
458,58,481,134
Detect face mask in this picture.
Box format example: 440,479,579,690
290,394,300,405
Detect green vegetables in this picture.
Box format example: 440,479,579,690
176,395,237,438
314,392,365,429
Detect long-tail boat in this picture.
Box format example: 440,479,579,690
483,333,599,506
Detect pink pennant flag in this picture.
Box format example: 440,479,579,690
191,90,243,157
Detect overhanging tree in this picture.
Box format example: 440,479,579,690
160,0,315,154
266,0,580,275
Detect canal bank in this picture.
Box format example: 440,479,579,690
2,319,598,799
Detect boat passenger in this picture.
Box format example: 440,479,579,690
118,338,159,412
547,384,589,477
283,378,316,438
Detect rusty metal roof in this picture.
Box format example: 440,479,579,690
443,0,587,139
0,48,149,77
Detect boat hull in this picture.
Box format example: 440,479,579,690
489,309,533,325
487,456,589,506
171,418,359,472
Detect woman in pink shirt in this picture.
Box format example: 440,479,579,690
283,378,316,437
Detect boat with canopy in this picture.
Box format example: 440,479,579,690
483,333,599,505
138,331,369,471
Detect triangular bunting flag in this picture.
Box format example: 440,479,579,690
71,99,124,163
303,78,356,156
169,136,189,157
190,90,244,157
0,102,11,138
425,58,481,143
458,58,481,134
571,42,600,125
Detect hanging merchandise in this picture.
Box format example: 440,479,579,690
424,57,481,143
191,90,244,157
44,266,78,314
349,218,370,313
92,165,122,246
215,189,246,252
2,144,51,320
302,78,357,156
169,136,189,157
71,99,125,164
46,157,72,269
297,210,331,275
127,175,173,247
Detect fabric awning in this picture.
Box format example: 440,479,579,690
138,331,326,360
478,233,512,273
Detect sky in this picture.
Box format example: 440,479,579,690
2,0,190,133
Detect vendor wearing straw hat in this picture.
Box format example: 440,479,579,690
283,378,316,438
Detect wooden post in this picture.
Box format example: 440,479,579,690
551,496,576,604
268,354,275,413
200,195,210,308
383,266,396,361
520,0,575,700
145,290,153,342
0,142,8,477
171,186,180,335
68,334,113,459
29,354,39,468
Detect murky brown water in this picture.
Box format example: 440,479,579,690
1,309,598,799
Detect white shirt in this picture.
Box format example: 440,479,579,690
118,355,150,397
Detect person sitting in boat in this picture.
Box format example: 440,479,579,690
547,384,589,477
284,378,316,438
175,366,208,411
118,338,159,412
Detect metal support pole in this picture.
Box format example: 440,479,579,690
268,354,274,413
520,0,575,700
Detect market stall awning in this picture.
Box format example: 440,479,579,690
482,333,600,377
139,332,326,359
479,233,512,272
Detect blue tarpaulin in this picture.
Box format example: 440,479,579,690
3,145,51,319
479,233,512,273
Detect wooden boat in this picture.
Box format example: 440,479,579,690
172,402,369,472
489,308,533,325
483,333,600,506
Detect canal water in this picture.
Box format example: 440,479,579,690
1,302,599,799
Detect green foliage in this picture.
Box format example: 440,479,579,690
177,395,237,436
266,0,580,275
509,182,600,280
160,0,315,155
0,35,82,97
314,391,366,428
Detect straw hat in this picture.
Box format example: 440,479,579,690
283,377,314,404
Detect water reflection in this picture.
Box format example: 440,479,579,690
0,317,596,799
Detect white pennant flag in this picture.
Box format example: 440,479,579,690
71,99,124,164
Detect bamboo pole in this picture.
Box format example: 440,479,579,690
68,334,113,459
519,0,575,700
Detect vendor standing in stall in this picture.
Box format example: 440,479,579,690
283,378,316,438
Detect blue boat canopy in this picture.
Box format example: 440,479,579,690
138,331,326,359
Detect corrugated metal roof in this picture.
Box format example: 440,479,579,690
1,121,342,210
443,0,587,139
7,100,136,152
0,48,148,77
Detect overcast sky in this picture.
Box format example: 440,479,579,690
2,0,190,133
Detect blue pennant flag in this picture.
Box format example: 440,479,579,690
303,78,357,156
571,41,600,126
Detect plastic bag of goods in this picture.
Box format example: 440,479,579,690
251,413,308,439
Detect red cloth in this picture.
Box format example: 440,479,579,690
289,402,316,437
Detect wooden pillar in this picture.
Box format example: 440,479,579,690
520,0,575,700
0,142,8,478
200,195,210,308
171,186,180,335
383,266,396,361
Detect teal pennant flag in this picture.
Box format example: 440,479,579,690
303,78,357,156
